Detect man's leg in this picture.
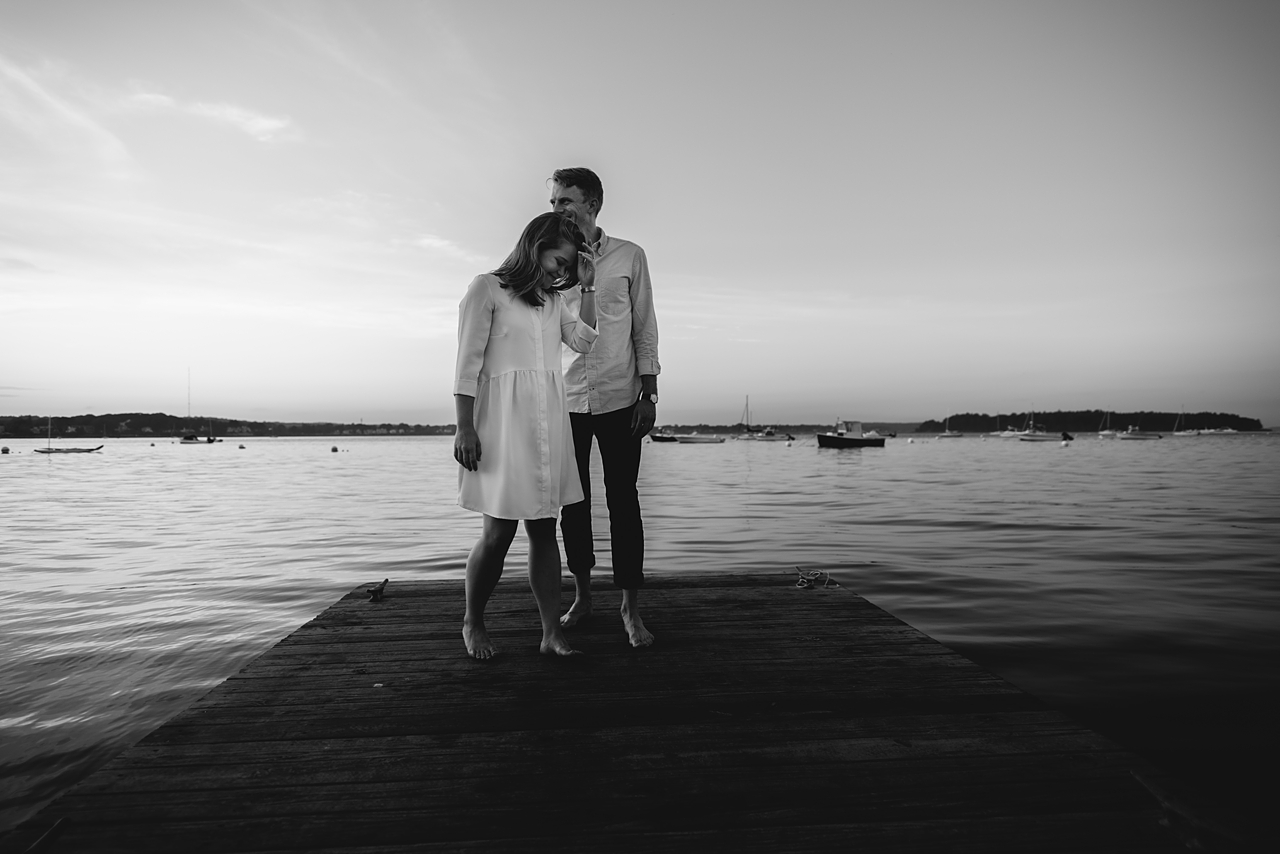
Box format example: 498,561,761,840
559,412,596,628
595,403,654,647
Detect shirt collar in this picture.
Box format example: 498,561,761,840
589,227,608,255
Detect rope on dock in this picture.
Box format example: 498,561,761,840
794,566,839,589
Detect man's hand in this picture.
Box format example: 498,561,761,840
631,399,656,438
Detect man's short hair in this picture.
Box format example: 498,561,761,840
552,167,604,211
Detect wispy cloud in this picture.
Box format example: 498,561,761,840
248,2,400,95
125,91,299,142
0,52,134,173
0,257,43,272
406,234,488,266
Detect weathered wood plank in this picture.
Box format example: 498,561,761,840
7,573,1184,853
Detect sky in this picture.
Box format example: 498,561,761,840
2,0,1278,427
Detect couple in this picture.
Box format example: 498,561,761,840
452,168,660,659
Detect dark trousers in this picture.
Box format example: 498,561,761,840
561,403,645,589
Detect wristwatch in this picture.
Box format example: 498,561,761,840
640,393,658,405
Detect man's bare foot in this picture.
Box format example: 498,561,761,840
463,619,497,659
560,599,592,629
539,632,583,656
622,609,654,647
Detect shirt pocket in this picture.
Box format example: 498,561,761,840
598,276,631,316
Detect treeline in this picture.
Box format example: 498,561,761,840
0,413,456,438
915,410,1265,434
660,422,920,434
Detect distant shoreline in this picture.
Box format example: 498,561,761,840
0,409,1268,439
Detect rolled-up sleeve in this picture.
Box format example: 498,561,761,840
560,298,599,355
629,248,660,376
453,275,493,397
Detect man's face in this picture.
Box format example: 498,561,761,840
550,182,597,234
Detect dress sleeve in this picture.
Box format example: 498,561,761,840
454,275,494,396
629,247,660,376
560,294,599,355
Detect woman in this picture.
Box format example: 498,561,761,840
453,212,598,659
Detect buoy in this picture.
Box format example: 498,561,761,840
331,446,338,453
907,438,914,444
150,443,154,447
786,440,793,447
0,447,8,454
239,444,245,449
1061,440,1069,447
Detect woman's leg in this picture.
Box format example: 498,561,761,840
525,517,580,656
463,514,517,659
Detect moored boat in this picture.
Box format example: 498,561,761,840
1172,411,1199,437
33,417,103,453
1118,425,1162,440
937,416,961,439
1019,432,1074,443
673,433,726,444
817,420,885,448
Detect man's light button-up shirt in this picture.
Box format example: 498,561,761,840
561,229,660,416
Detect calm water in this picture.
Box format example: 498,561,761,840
2,433,1278,831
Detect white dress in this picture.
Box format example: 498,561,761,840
454,274,598,520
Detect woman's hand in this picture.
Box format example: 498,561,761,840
454,426,481,471
577,250,595,291
453,394,481,471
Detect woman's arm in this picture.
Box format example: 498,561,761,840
454,276,493,399
561,250,599,353
453,276,492,471
576,249,597,330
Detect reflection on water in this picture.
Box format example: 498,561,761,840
2,433,1278,830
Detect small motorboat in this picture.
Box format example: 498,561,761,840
1118,426,1162,440
1020,432,1074,443
816,420,885,448
673,433,726,444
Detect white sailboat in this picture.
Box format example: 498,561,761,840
33,417,102,454
1097,412,1118,439
1017,412,1053,441
937,416,962,438
735,396,792,441
988,416,1017,438
1172,411,1200,437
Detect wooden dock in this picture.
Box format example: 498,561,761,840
7,572,1187,853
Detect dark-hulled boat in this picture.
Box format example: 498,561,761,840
816,420,885,448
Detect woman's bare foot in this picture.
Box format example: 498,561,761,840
559,599,592,629
463,619,497,659
539,632,583,656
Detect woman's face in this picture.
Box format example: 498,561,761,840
538,240,577,289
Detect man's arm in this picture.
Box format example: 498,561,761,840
630,247,660,437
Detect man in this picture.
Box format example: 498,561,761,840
551,167,659,647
